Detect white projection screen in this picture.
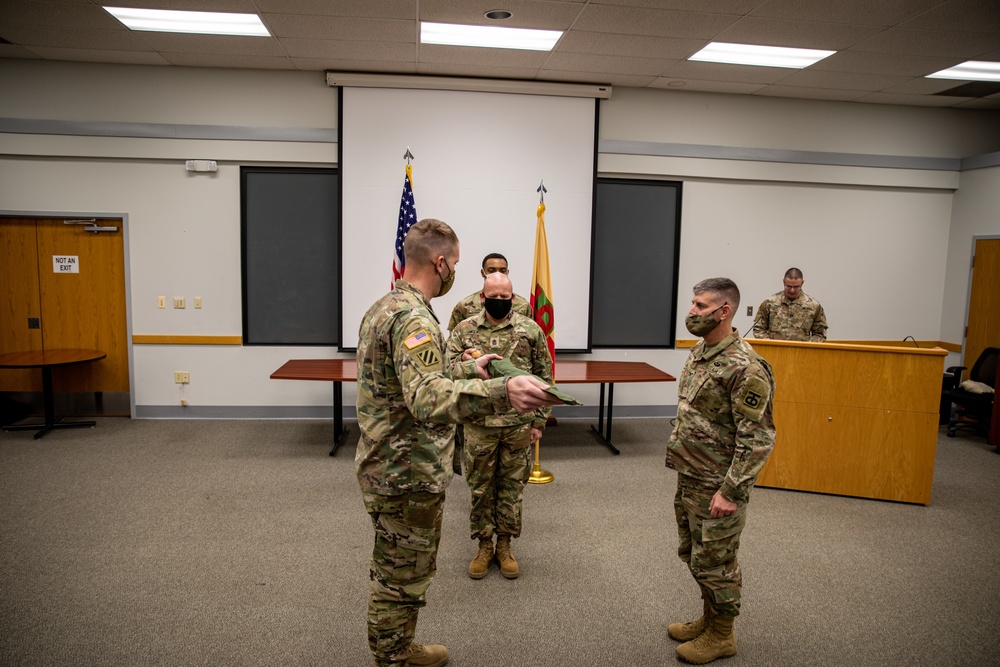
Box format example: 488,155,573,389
340,87,596,350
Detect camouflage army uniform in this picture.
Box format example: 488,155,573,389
753,291,828,342
666,329,776,618
448,290,532,331
356,279,514,667
446,310,552,541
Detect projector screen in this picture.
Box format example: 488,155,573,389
340,86,596,350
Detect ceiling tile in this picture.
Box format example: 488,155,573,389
162,52,295,69
538,69,653,87
25,46,170,65
556,31,705,60
292,57,417,73
418,43,549,67
755,85,868,101
714,16,883,50
280,39,414,61
648,77,767,94
810,50,962,77
263,14,415,42
0,24,154,51
98,0,259,10
0,1,125,30
419,0,583,29
850,28,1000,58
899,0,1000,33
857,91,972,106
138,33,286,56
662,60,793,84
749,0,944,26
543,51,672,76
953,97,1000,109
256,0,415,19
596,0,760,11
882,77,972,95
573,5,740,39
774,69,911,91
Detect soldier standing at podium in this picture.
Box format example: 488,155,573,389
666,277,776,664
753,267,828,342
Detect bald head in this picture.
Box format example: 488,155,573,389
483,273,513,299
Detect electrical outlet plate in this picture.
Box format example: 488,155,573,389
158,296,166,309
173,297,185,309
747,306,753,316
174,371,190,383
194,297,202,309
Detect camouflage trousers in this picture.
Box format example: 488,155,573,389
464,422,532,540
362,490,445,666
674,474,747,618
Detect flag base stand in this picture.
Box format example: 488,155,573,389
527,438,553,484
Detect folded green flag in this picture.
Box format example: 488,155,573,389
486,358,583,406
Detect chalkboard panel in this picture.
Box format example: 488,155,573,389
592,179,681,348
242,168,340,345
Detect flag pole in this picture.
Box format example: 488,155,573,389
528,179,554,485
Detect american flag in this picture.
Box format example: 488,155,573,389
392,164,417,288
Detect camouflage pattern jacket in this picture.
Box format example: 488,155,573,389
446,309,553,430
356,280,513,496
666,329,776,504
448,290,532,331
753,291,828,342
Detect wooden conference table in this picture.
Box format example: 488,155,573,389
270,359,675,456
0,348,107,439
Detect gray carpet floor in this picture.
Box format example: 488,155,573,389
1,417,998,666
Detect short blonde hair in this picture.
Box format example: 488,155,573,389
404,218,458,265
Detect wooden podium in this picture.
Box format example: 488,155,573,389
750,340,947,505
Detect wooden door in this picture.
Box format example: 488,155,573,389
0,220,44,390
0,217,129,394
963,238,1000,379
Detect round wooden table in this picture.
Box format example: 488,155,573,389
0,348,107,439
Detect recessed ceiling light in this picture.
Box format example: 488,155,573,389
688,42,834,69
927,60,1000,82
485,10,513,21
104,6,270,36
420,21,561,51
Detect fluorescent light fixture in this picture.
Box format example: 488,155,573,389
689,42,834,69
927,60,1000,82
104,6,270,36
420,21,561,51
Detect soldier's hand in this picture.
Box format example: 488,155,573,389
506,375,561,413
473,352,501,380
462,348,482,362
530,427,543,443
709,491,737,518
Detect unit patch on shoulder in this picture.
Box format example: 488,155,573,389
413,346,440,369
735,375,771,421
404,330,431,350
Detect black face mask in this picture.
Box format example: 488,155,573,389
483,297,513,320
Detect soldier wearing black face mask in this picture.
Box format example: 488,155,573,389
447,253,532,332
445,272,553,580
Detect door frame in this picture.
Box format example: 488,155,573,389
961,234,1000,378
0,208,135,418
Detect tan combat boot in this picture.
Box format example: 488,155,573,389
495,534,519,579
468,537,493,579
403,642,449,667
676,615,737,664
668,597,714,641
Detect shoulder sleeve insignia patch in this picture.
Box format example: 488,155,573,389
735,375,771,421
413,346,440,369
404,330,431,349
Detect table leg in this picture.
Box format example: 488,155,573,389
589,382,620,455
330,381,350,456
2,366,96,439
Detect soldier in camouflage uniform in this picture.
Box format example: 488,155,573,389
356,219,560,667
447,253,532,332
752,267,828,342
666,277,776,664
446,273,553,580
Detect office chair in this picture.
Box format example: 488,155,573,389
943,347,998,438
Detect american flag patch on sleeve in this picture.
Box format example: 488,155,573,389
404,330,431,349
